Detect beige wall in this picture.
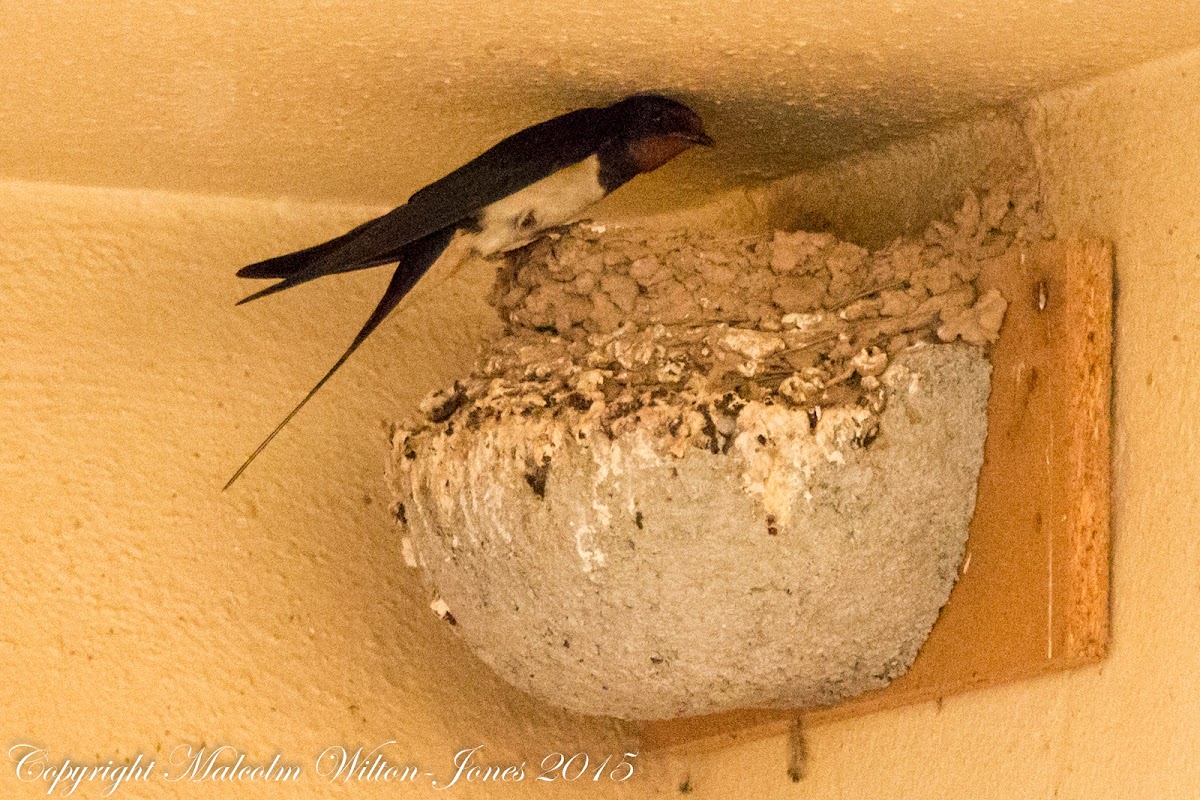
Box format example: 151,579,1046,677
6,1,1200,213
0,184,637,797
641,46,1200,800
5,9,1200,800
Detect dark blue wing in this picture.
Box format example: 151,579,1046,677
236,105,617,298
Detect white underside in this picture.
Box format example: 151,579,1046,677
470,154,606,256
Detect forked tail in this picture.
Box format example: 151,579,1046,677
223,226,455,489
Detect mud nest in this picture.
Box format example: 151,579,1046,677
387,181,1044,719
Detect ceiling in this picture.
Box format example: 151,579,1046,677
4,1,1200,213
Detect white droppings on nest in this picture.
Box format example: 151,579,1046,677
430,597,454,622
732,401,876,526
393,182,1042,539
573,522,606,574
851,346,889,377
655,361,685,383
778,372,824,405
386,179,1046,718
783,311,829,331
401,537,418,568
721,329,788,361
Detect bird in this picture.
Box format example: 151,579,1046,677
225,93,712,489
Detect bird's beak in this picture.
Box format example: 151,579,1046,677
688,131,715,147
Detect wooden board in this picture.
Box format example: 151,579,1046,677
642,240,1112,751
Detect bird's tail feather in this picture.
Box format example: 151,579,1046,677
237,217,379,280
236,278,300,305
235,240,421,304
236,225,417,305
223,226,455,490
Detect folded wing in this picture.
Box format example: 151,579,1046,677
236,106,616,302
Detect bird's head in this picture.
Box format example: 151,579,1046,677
608,94,713,174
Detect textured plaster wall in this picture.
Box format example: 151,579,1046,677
5,4,1200,798
5,1,1200,215
640,46,1200,799
0,183,636,798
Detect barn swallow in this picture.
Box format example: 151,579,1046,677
225,94,712,488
